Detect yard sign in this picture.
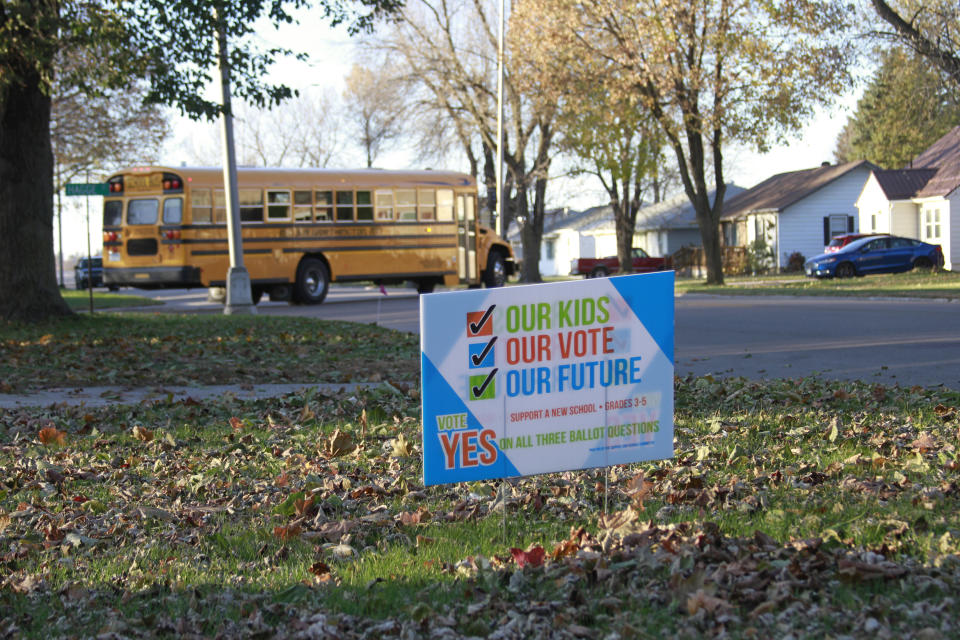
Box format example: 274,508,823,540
420,271,674,486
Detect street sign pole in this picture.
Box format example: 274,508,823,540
64,182,109,313
216,16,256,316
85,173,94,314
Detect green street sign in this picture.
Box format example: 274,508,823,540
65,183,109,196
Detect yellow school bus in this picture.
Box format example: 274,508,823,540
101,166,516,303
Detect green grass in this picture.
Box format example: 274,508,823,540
1,375,958,638
61,289,163,311
0,314,419,392
676,268,960,299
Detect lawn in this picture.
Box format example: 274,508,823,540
676,269,960,299
0,315,418,393
0,316,958,638
61,290,163,311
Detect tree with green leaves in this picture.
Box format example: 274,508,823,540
870,0,960,87
0,0,401,323
835,47,960,168
512,0,854,284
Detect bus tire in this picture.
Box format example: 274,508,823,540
295,258,329,305
483,250,507,288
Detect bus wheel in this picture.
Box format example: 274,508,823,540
483,250,506,288
295,258,329,304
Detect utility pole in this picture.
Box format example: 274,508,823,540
216,14,256,315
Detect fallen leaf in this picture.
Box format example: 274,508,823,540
273,523,302,541
391,433,413,458
325,428,356,458
38,426,67,446
132,426,153,442
510,545,545,568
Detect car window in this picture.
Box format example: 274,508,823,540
862,239,888,252
632,248,650,258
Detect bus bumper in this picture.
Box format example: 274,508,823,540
104,266,203,289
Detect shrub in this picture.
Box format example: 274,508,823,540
785,252,806,273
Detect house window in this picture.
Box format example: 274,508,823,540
829,214,849,238
545,239,555,260
925,208,941,239
871,213,877,232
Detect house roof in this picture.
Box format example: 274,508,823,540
872,168,938,200
721,160,877,220
911,125,960,198
545,186,742,236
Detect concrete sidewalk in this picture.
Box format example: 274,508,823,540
0,382,397,409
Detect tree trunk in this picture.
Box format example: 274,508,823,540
697,210,724,284
0,68,73,322
518,185,542,283
615,200,636,275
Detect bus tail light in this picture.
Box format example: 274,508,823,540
164,230,181,241
103,231,121,243
162,173,184,193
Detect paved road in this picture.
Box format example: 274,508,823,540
111,286,960,389
674,295,960,389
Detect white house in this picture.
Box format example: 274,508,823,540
855,126,960,270
509,188,740,276
720,161,878,269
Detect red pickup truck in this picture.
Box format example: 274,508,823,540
570,247,672,278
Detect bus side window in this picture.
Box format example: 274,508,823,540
396,189,416,220
191,189,212,223
437,189,454,221
336,191,354,222
163,198,183,224
357,190,373,221
267,190,291,221
240,189,264,223
294,191,312,221
128,199,159,225
214,190,227,223
419,189,436,221
375,190,394,220
315,191,333,222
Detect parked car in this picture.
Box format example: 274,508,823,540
571,248,672,278
75,256,103,289
805,235,943,278
75,256,119,290
824,233,878,253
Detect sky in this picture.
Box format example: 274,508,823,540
55,12,862,261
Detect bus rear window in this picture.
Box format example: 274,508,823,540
103,200,122,227
163,198,183,224
128,199,159,225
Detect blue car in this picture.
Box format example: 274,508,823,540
804,235,943,278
